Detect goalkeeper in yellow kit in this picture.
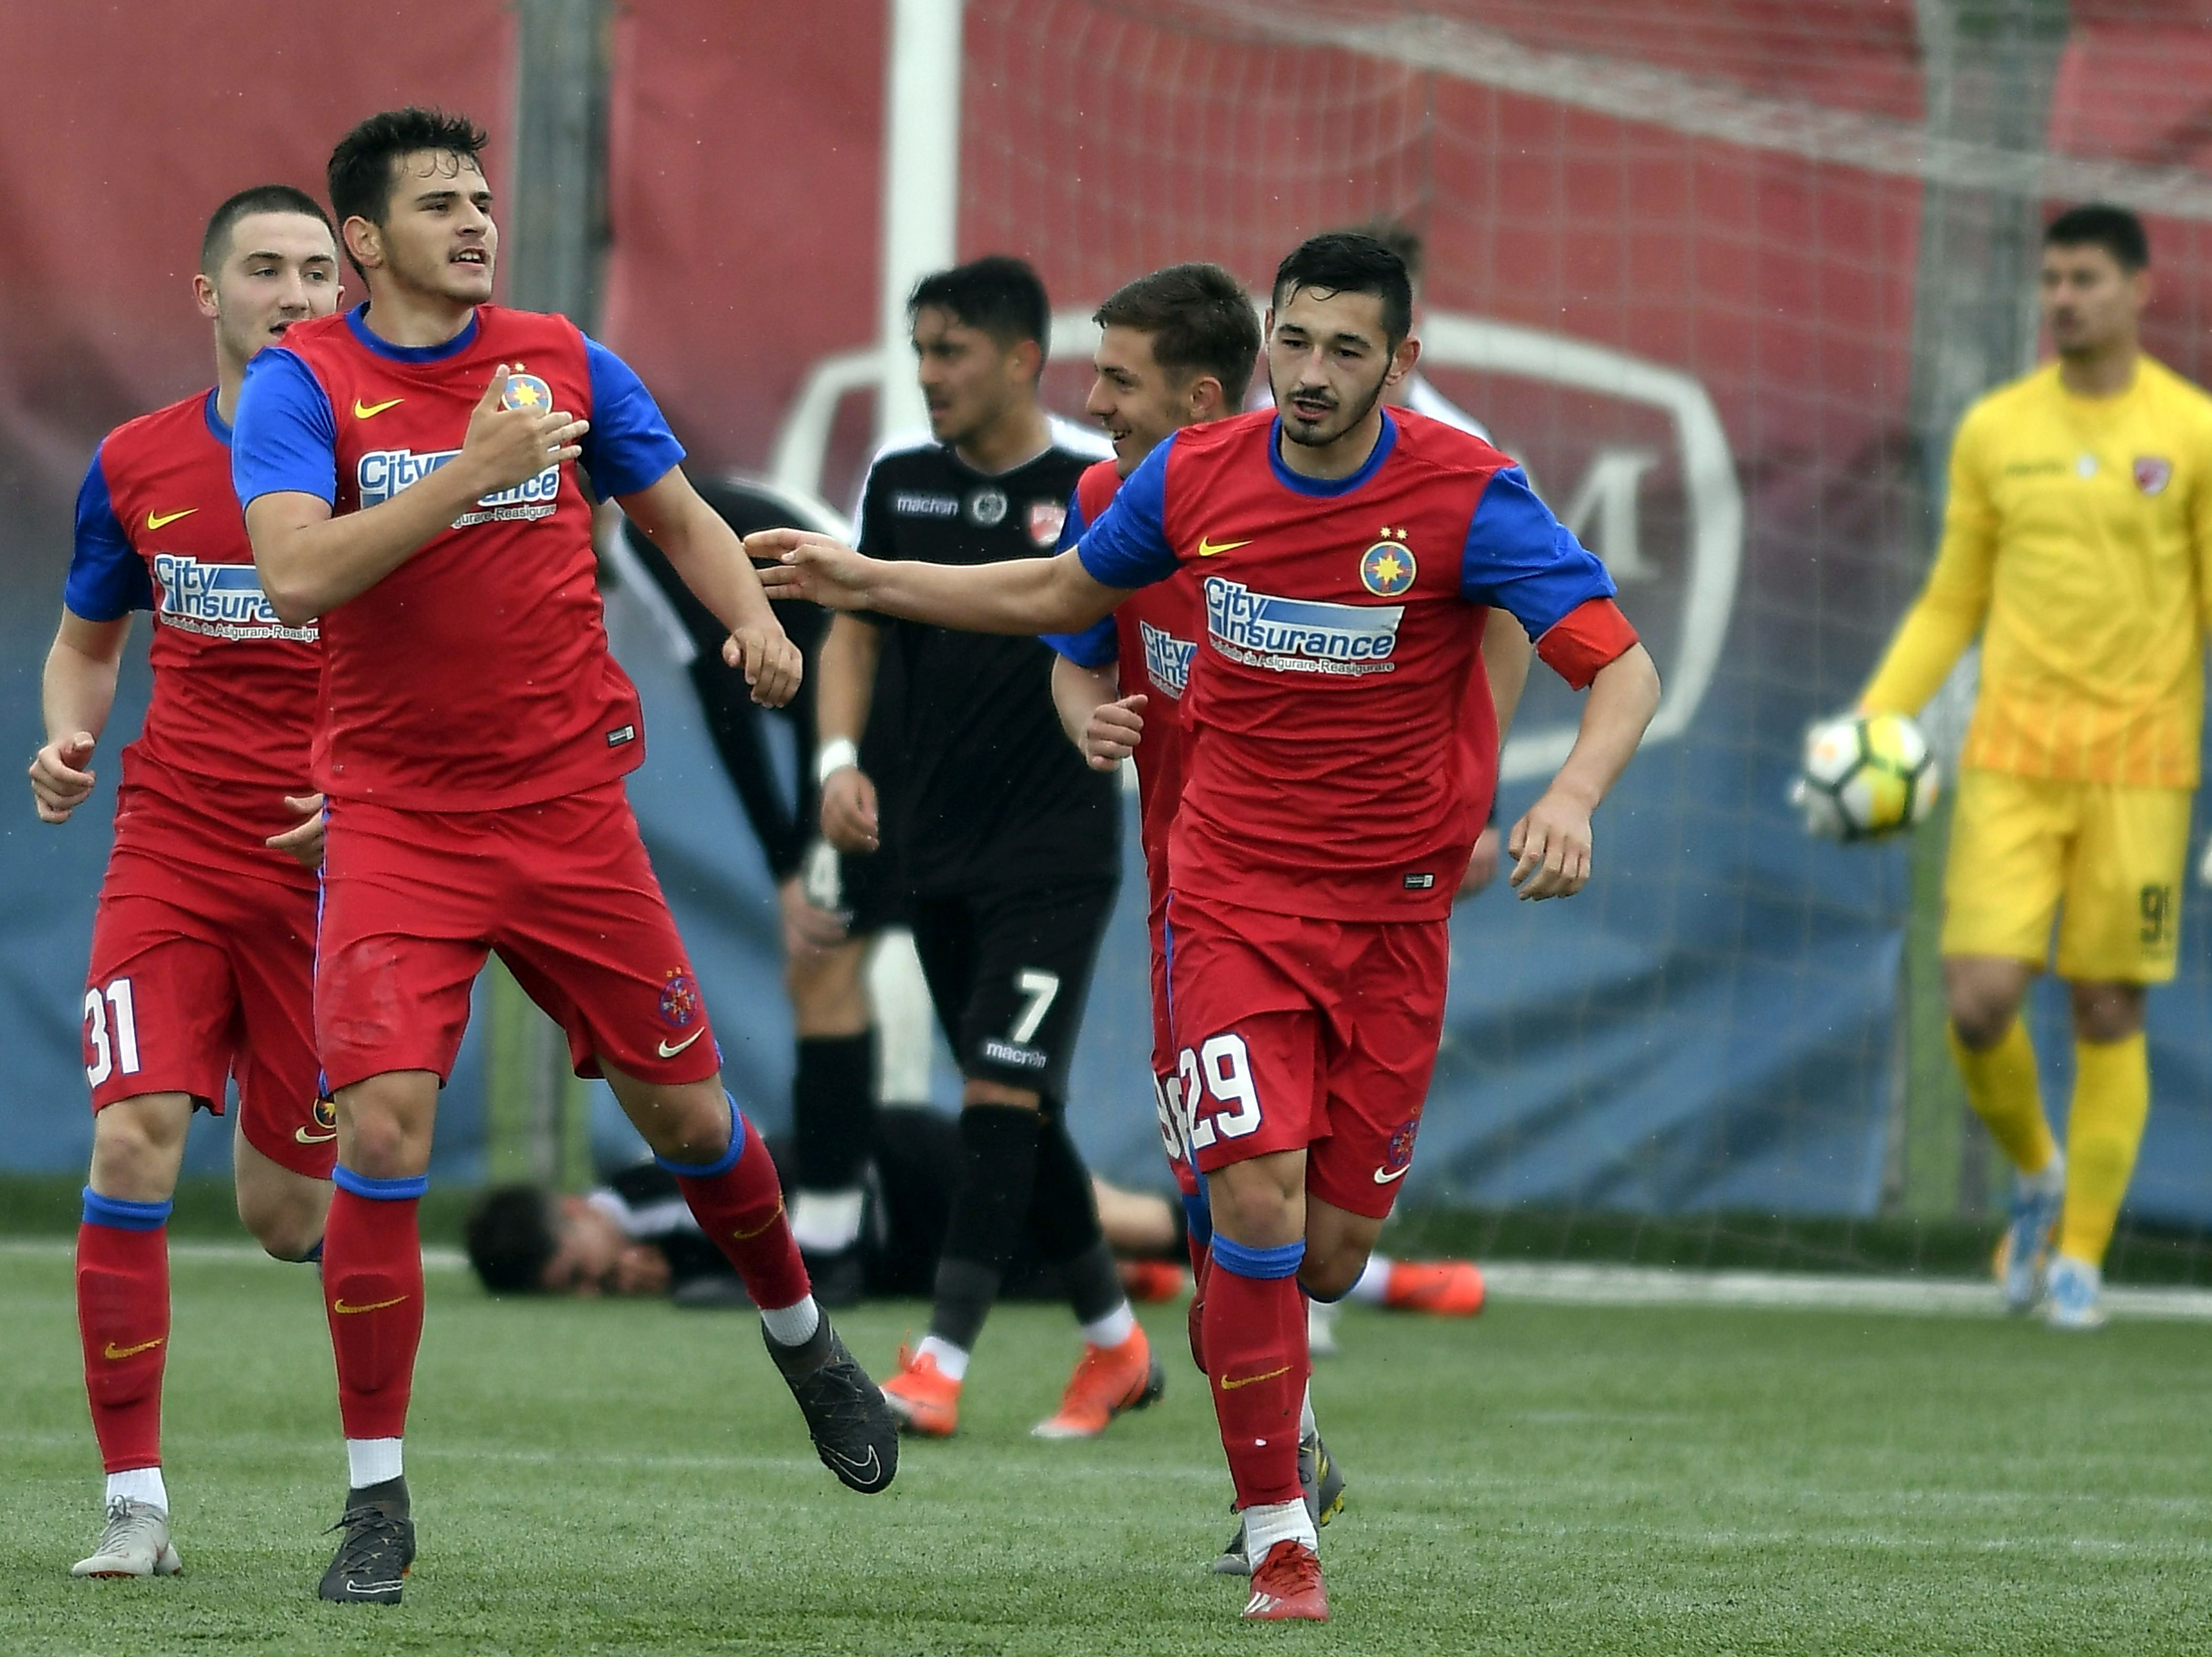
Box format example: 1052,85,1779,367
1863,204,2212,1330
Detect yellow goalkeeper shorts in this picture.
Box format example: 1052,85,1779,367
1940,768,2193,983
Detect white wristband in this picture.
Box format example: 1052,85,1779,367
816,738,860,786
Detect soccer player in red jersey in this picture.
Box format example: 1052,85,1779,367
754,232,1661,1622
28,186,344,1580
229,109,895,1603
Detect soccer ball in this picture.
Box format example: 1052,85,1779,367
1790,712,1939,842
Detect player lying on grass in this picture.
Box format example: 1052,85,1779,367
754,230,1660,1623
30,185,344,1582
231,107,894,1606
1857,203,2212,1331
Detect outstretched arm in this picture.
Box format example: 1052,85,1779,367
618,466,799,707
1509,642,1661,899
750,530,1131,636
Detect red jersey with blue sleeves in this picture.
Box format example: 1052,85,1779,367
1075,407,1634,921
67,391,321,862
231,303,685,810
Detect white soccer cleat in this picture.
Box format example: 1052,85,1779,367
1995,1175,2064,1313
71,1496,182,1578
2043,1255,2107,1331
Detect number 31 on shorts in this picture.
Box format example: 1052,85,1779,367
1175,1033,1262,1151
84,978,143,1087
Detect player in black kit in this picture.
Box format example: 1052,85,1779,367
816,256,1158,1441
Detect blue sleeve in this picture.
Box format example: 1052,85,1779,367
1041,485,1120,665
232,348,338,507
1073,434,1178,589
1459,465,1617,635
581,337,687,499
62,446,153,620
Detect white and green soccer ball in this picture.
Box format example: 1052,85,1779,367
1790,711,1939,842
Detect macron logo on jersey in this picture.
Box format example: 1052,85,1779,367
151,554,316,643
1139,620,1194,699
1202,578,1401,677
358,449,561,526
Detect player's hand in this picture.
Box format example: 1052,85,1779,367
778,874,850,955
1457,823,1502,898
28,732,97,824
722,622,802,708
1083,694,1146,771
820,764,879,854
459,361,589,496
1508,788,1594,900
264,793,326,869
745,529,878,610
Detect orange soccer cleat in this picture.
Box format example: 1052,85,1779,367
1383,1260,1485,1318
1117,1258,1190,1304
879,1345,961,1438
1242,1540,1329,1621
1031,1326,1165,1440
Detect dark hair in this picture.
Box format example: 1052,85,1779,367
463,1184,558,1294
328,107,491,276
1272,231,1413,344
1351,219,1424,285
2045,203,2150,272
909,254,1052,362
1094,263,1261,407
200,185,333,276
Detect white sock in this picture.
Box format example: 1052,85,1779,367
107,1466,167,1511
1079,1302,1136,1348
1347,1255,1393,1305
346,1437,403,1490
789,1189,865,1254
915,1334,970,1381
759,1295,822,1348
1299,1385,1317,1440
1241,1496,1318,1559
2024,1155,2067,1197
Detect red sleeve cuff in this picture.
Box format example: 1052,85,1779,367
1536,598,1639,690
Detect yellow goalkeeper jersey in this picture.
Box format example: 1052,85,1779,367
1862,355,2212,787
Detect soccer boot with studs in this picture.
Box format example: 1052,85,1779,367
1243,1539,1329,1622
317,1477,414,1606
1031,1326,1165,1440
1995,1172,2064,1313
879,1344,962,1438
2043,1255,2108,1331
71,1496,181,1579
764,1316,899,1492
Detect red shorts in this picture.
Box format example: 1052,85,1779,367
85,855,332,1180
316,782,719,1093
1165,889,1448,1221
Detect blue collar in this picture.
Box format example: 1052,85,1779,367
1266,410,1398,498
346,301,481,363
201,388,233,449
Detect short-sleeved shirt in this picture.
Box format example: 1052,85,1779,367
1076,407,1632,921
852,437,1119,896
231,302,685,811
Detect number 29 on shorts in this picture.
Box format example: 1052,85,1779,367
1174,1032,1263,1152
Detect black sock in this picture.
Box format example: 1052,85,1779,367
792,1032,874,1196
1026,1111,1121,1326
927,1105,1041,1351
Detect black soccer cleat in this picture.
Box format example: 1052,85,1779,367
764,1316,899,1494
317,1478,415,1606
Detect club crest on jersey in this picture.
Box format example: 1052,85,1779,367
150,554,317,643
500,373,554,413
1383,1116,1420,1176
1359,536,1417,597
1139,620,1193,699
965,487,1008,528
311,1097,338,1135
658,970,701,1029
1027,500,1067,548
2136,456,2173,496
1203,577,1402,677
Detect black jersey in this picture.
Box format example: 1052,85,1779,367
853,435,1120,896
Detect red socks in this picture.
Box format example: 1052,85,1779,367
1203,1239,1310,1511
322,1173,427,1442
663,1109,812,1312
76,1192,173,1474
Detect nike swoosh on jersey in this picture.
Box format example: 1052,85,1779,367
145,508,196,530
332,1295,409,1315
656,1029,705,1058
1218,1363,1292,1391
1373,1164,1412,1184
1195,536,1251,557
295,1126,338,1145
103,1337,165,1360
352,396,404,419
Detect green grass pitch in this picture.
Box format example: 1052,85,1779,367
4,1249,2210,1655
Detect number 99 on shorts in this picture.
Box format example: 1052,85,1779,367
1159,1033,1264,1161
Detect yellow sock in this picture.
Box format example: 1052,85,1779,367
2058,1033,2151,1268
1948,1019,2058,1176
